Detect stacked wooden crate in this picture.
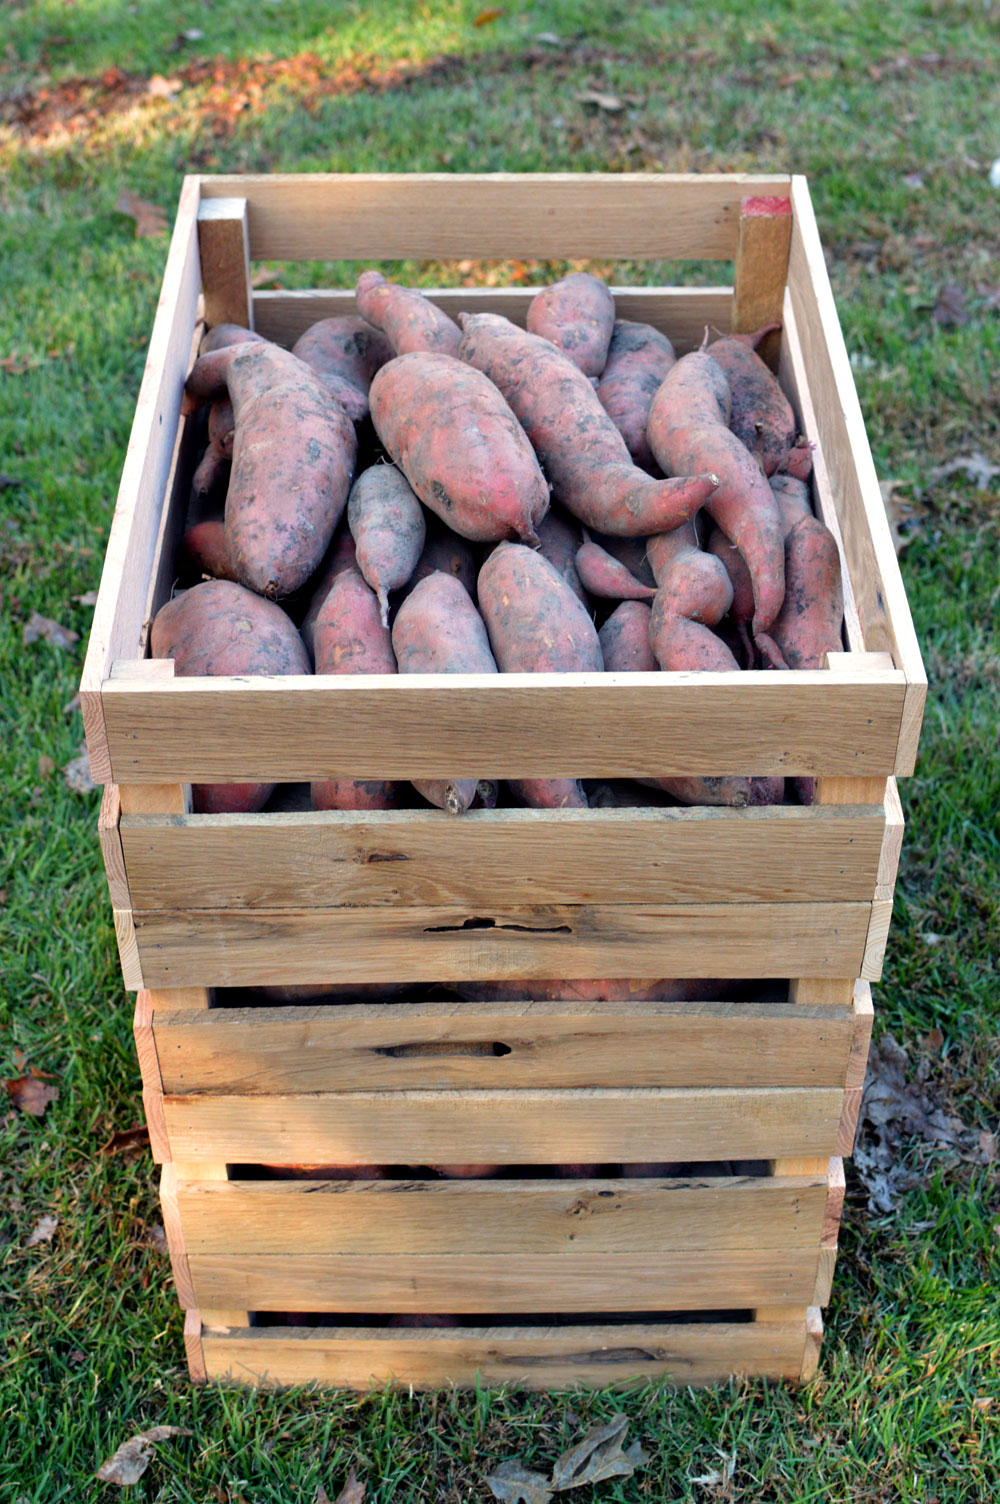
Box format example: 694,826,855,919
82,172,924,1389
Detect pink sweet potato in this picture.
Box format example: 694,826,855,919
183,341,357,597
575,537,656,600
647,348,785,637
200,323,264,354
178,518,237,583
592,533,656,588
536,505,587,603
708,324,797,475
391,572,498,815
509,777,587,810
596,319,676,473
369,352,549,545
768,477,844,672
525,271,615,376
300,528,359,657
347,463,426,625
150,579,308,813
292,315,394,423
191,396,236,497
458,313,717,536
411,521,478,599
355,270,462,357
598,600,657,672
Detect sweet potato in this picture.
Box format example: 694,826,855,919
308,563,399,812
299,527,359,657
591,532,656,588
391,572,498,815
292,315,394,423
458,313,718,536
200,323,263,354
647,348,785,637
768,476,844,672
575,537,656,600
150,579,308,813
525,271,615,376
646,521,733,626
453,978,707,1002
178,518,237,583
596,319,676,472
708,324,797,475
434,1165,500,1178
347,463,426,625
536,505,587,603
183,341,358,597
355,270,462,357
509,777,587,810
369,352,549,545
191,396,236,497
411,521,478,599
598,600,657,672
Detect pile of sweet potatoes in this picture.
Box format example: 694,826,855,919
158,269,844,815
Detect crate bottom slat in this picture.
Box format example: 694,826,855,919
189,1310,823,1389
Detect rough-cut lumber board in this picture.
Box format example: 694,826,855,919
800,1307,824,1381
187,1249,821,1314
113,909,142,990
100,669,907,783
814,1246,837,1306
133,993,169,1162
119,779,189,818
199,172,792,261
879,777,905,897
153,999,856,1093
159,1164,196,1308
789,978,855,1008
200,1319,810,1389
785,176,925,774
160,1086,845,1165
98,786,129,909
837,981,874,1155
197,198,252,331
253,286,734,353
176,1174,830,1256
80,175,202,784
823,1159,846,1247
732,195,792,362
120,802,886,913
128,901,872,989
184,1309,207,1384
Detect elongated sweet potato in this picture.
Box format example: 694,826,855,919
647,348,784,637
150,579,308,813
453,978,709,1002
768,476,844,672
596,319,676,473
509,777,587,809
598,600,657,672
183,341,358,597
536,505,587,603
347,463,426,625
575,537,656,600
592,532,656,588
391,572,498,815
708,324,797,475
526,271,615,376
178,518,237,583
292,315,393,423
200,323,263,354
370,352,549,545
459,313,717,536
308,564,399,812
191,395,236,496
299,528,358,658
411,521,478,598
356,270,462,357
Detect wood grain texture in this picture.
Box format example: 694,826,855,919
120,803,886,912
197,198,252,330
823,1158,846,1248
187,1249,821,1314
100,670,907,783
129,901,872,988
175,1175,830,1256
813,1246,837,1306
800,1306,824,1381
789,978,855,1008
153,998,856,1093
159,1163,196,1308
80,175,202,783
98,786,129,909
732,195,791,358
161,1086,845,1164
200,1318,810,1389
198,172,792,260
253,286,734,352
879,777,905,896
113,908,142,990
133,993,169,1162
183,1309,206,1383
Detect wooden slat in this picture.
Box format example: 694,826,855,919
197,198,252,330
120,802,886,912
800,1307,824,1381
133,993,169,1162
837,981,874,1155
176,1174,829,1256
187,1249,820,1314
732,195,792,358
201,1319,810,1389
159,1163,196,1308
113,909,142,990
879,777,905,897
80,175,202,784
823,1159,846,1247
160,1087,845,1165
129,901,871,989
97,786,129,909
154,1000,855,1093
183,1309,207,1384
785,176,925,774
100,669,907,784
199,172,792,261
253,286,734,352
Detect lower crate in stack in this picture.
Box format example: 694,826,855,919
134,978,871,1389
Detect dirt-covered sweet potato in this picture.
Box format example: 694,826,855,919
575,537,657,600
411,521,478,599
150,579,309,813
178,518,237,583
391,572,498,815
355,270,462,357
768,474,844,672
596,319,676,473
458,313,717,536
525,271,615,376
370,352,549,545
292,315,394,423
535,506,587,603
183,341,358,598
598,600,658,672
347,463,426,625
708,324,797,475
200,323,264,354
191,396,236,497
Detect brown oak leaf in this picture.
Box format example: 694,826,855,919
116,190,168,238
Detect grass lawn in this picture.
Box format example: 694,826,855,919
1,2,998,1498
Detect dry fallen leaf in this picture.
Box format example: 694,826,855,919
691,1450,737,1493
146,74,182,99
5,1074,59,1117
26,1214,58,1247
980,1131,996,1164
22,611,79,649
96,1427,192,1486
932,282,968,327
316,1470,366,1504
64,747,96,794
576,89,624,112
474,6,506,24
486,1459,554,1504
102,1125,150,1156
116,190,168,239
550,1413,648,1490
930,451,1000,490
147,1222,169,1254
0,354,38,375
38,754,55,779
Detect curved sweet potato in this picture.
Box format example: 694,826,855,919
355,270,461,357
200,323,264,354
191,396,236,497
769,480,843,672
458,313,718,536
536,506,587,603
292,315,394,423
598,600,657,672
369,352,549,545
575,537,656,600
526,271,615,376
708,325,797,475
596,319,676,473
347,463,426,625
183,341,358,598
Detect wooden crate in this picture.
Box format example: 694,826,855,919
82,172,923,1389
